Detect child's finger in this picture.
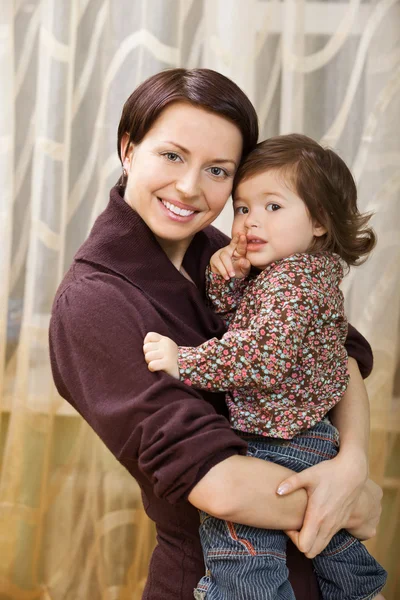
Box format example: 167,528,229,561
147,359,166,372
144,332,162,344
219,250,235,278
211,255,231,280
238,257,251,277
228,232,240,251
143,342,159,354
144,350,164,364
233,233,247,258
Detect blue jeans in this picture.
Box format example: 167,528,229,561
194,422,387,600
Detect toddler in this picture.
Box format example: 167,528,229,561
143,134,387,600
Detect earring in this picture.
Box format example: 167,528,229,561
120,166,128,187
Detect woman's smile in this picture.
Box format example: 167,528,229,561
158,196,198,221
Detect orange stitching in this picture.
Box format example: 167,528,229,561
288,442,333,460
227,521,257,556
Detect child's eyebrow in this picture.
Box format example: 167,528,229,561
233,191,289,204
262,191,287,200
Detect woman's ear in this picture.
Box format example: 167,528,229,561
120,133,134,169
313,221,327,238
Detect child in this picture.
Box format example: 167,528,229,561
143,134,387,600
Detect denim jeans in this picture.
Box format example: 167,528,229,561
194,421,387,600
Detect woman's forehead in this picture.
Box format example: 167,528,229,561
144,102,243,160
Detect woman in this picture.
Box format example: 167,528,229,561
49,69,381,600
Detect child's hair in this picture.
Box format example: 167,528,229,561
233,134,376,267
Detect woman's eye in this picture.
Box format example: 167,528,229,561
208,166,228,178
162,152,181,162
234,206,249,215
266,203,281,212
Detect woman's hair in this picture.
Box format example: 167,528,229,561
117,68,259,166
233,134,376,267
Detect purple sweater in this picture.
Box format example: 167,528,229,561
49,186,372,599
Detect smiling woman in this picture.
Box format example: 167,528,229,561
120,102,243,263
49,69,380,600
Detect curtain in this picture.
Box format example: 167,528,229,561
1,0,399,598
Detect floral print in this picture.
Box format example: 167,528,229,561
178,252,349,439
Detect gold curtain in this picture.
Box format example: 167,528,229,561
1,0,399,598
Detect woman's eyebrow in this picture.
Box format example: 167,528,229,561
162,140,237,167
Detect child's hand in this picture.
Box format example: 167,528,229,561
209,232,251,280
143,332,179,379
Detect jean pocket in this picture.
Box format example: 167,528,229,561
194,572,211,599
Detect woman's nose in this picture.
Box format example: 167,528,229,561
175,170,200,198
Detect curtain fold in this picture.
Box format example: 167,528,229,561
1,1,399,598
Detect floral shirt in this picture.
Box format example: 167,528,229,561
177,252,349,439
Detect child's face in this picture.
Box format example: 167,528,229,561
232,169,326,270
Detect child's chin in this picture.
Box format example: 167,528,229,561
251,260,270,271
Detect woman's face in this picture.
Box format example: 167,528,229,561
121,102,243,245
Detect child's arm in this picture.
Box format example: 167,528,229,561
143,234,251,375
206,233,251,327
179,267,317,391
144,264,318,389
206,269,249,328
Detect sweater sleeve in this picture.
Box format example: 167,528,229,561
345,323,373,379
206,267,249,328
49,273,247,504
178,268,316,391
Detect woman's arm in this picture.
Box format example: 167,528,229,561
51,274,381,553
190,358,380,544
189,454,308,530
330,356,369,467
188,452,382,550
49,275,248,503
274,358,374,557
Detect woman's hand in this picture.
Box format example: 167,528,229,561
209,232,250,280
278,449,368,558
143,332,179,378
346,478,383,541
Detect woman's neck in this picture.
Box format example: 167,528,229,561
155,235,194,272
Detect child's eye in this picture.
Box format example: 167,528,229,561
266,203,281,212
234,206,249,215
207,166,229,178
161,152,182,162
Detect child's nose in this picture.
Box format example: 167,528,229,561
244,215,260,229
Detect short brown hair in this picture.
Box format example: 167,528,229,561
233,134,376,267
117,68,259,167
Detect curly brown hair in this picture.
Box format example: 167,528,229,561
233,134,376,267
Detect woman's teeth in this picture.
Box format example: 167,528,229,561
161,199,195,217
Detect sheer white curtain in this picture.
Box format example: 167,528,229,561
1,1,399,598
